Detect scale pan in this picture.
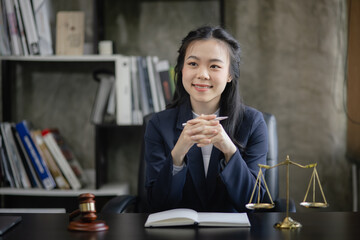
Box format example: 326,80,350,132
246,203,275,210
300,202,329,208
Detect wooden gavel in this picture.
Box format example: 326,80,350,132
68,193,109,231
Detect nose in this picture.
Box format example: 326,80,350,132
197,66,210,80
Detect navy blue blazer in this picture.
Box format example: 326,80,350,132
144,101,268,213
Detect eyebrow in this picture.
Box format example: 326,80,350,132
186,55,225,63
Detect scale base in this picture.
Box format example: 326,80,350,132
274,217,302,229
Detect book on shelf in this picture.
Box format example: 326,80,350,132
0,133,15,187
136,56,150,117
105,84,116,123
90,71,115,125
31,130,70,190
13,0,29,56
144,208,251,228
130,56,143,125
0,134,6,185
156,59,173,105
0,123,31,188
0,123,17,187
146,56,162,113
137,56,153,116
150,56,166,111
15,121,56,190
32,0,53,55
18,0,40,55
115,55,132,125
41,129,83,190
56,11,84,55
12,125,42,188
0,0,12,55
4,0,22,55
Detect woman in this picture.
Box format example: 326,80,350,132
144,26,268,213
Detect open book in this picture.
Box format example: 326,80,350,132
144,208,251,227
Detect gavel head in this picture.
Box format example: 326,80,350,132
78,193,97,222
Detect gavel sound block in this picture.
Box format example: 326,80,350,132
68,193,109,231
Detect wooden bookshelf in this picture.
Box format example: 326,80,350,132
0,55,135,197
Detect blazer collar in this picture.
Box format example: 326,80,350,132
176,99,193,130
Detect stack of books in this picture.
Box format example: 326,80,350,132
0,0,52,56
91,56,175,125
0,121,87,190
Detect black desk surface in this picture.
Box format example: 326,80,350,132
0,212,359,240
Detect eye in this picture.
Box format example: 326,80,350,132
210,64,221,69
187,62,198,67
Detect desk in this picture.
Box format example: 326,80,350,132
1,212,359,240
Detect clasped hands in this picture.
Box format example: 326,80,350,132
171,114,237,166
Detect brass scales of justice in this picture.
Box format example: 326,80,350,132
246,155,329,229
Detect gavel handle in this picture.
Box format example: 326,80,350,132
69,209,80,220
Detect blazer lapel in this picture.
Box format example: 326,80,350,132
187,144,207,208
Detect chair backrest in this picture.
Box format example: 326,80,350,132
261,112,279,200
136,114,153,213
137,112,279,212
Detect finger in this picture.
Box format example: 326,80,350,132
188,125,218,137
206,126,224,143
190,134,209,141
208,120,220,126
196,139,212,147
197,143,211,147
186,114,217,126
185,119,206,126
186,120,218,130
198,114,217,120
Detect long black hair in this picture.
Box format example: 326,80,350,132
168,26,245,150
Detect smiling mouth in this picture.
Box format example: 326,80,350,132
192,84,213,89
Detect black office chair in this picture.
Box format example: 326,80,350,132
101,112,292,213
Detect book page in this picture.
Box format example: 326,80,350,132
197,212,250,227
144,208,198,227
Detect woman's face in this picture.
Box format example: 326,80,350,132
182,39,231,113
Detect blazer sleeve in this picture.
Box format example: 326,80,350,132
220,110,268,212
144,114,188,211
